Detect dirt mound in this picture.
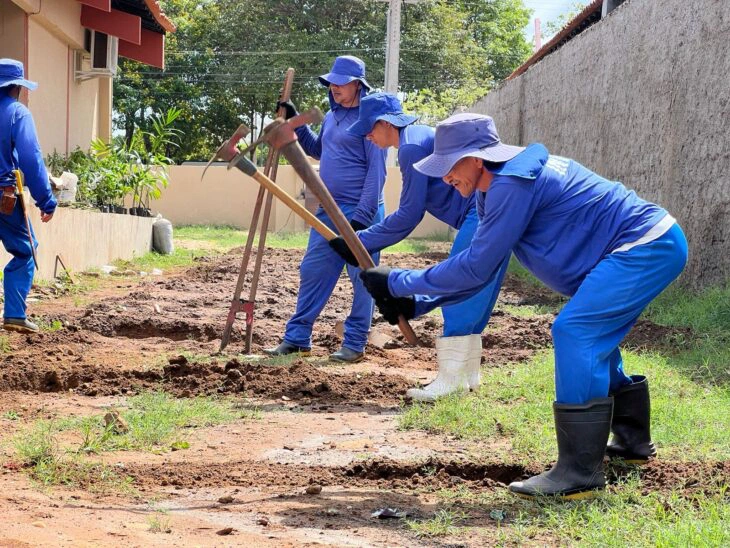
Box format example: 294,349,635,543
610,459,730,496
623,319,693,352
0,356,412,404
345,457,533,487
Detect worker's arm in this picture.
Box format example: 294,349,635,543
12,106,57,214
387,178,536,316
351,138,386,229
294,118,325,160
358,144,428,252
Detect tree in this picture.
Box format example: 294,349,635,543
114,0,532,162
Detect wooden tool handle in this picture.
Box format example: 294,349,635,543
279,141,420,346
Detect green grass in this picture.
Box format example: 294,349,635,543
0,335,11,353
432,480,729,547
55,392,260,453
645,282,730,385
400,350,730,463
404,509,466,538
12,421,132,493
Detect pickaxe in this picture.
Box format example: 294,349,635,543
259,112,421,346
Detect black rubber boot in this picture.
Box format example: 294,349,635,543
606,375,656,463
263,341,311,357
329,346,364,363
509,397,613,499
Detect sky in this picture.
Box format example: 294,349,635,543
523,0,590,43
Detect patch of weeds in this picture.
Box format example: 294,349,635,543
12,421,132,493
399,350,730,462
147,512,172,533
497,303,551,318
58,392,259,453
0,335,11,353
114,248,208,273
404,509,467,538
3,410,20,420
37,318,63,332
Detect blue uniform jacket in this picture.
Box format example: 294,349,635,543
0,89,56,214
295,89,386,227
388,143,668,317
358,124,474,252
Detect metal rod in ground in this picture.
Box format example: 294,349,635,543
220,68,296,353
219,184,266,352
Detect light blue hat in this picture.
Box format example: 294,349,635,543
347,92,420,136
318,55,371,91
414,113,524,178
0,59,37,90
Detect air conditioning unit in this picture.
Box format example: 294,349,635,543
75,30,118,81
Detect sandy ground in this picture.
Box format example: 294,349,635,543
0,246,720,546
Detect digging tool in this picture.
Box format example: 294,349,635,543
212,69,296,353
201,124,250,181
12,170,38,270
260,116,421,347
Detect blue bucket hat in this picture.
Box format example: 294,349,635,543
347,92,420,136
414,113,524,178
0,59,37,90
319,55,371,92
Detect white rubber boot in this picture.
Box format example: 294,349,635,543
406,335,471,402
467,334,483,391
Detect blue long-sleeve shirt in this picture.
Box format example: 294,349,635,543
0,89,57,214
388,143,668,317
295,90,386,227
358,124,473,252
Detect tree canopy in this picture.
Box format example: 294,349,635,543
114,0,532,162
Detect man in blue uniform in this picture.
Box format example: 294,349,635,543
0,59,57,334
360,113,687,499
327,92,508,399
264,56,387,363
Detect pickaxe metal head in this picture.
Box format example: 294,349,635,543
202,124,250,181
262,108,324,151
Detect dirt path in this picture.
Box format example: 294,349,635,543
0,246,716,546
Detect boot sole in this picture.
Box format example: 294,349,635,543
512,488,603,501
329,355,363,363
3,324,38,334
263,351,312,357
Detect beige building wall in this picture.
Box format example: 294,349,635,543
157,165,450,239
6,0,110,155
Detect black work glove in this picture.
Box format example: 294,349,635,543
276,100,298,120
376,296,416,325
350,218,368,232
359,266,393,301
328,236,359,267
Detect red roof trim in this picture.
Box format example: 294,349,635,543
507,0,602,80
141,0,176,33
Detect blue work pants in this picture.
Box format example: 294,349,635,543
552,223,688,404
442,208,509,336
0,195,37,319
284,203,384,353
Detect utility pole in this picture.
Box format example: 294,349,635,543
376,0,420,165
383,0,402,94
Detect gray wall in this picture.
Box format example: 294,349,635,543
468,0,729,289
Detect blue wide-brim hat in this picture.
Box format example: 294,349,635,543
414,113,524,178
319,55,371,91
347,92,419,136
0,58,37,90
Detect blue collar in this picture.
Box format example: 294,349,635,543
488,143,549,180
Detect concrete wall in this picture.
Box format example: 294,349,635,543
0,197,154,281
158,165,451,239
468,0,730,288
